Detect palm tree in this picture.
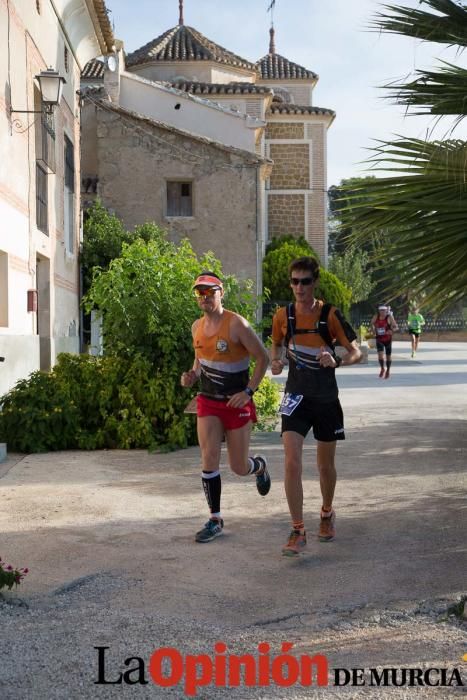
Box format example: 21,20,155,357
338,0,467,312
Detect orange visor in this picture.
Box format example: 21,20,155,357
193,274,223,289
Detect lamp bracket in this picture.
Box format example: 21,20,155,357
10,109,44,115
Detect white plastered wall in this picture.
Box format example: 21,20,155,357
0,0,101,394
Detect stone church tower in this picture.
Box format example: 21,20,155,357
82,1,334,264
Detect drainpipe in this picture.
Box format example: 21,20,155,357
255,165,263,324
79,263,84,353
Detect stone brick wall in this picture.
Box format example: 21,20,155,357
269,144,309,189
93,107,260,286
268,194,305,237
265,122,304,139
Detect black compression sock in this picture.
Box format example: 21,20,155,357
202,470,221,514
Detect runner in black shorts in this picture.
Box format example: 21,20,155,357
371,305,399,379
281,397,345,442
271,257,361,556
375,337,392,354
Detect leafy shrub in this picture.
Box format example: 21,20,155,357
0,371,80,452
253,376,281,431
81,201,169,295
315,269,352,317
328,247,375,305
265,235,317,256
0,354,197,452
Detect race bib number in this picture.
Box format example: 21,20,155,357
279,393,304,416
376,327,386,336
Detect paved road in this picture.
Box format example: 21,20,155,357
0,341,466,698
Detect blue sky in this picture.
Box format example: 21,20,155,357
105,0,466,186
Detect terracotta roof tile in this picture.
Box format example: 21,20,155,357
126,25,256,71
170,81,272,96
268,104,335,116
256,53,317,80
82,58,104,80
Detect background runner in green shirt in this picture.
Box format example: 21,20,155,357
407,308,425,357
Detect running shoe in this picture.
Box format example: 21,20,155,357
384,370,390,379
253,455,271,496
282,529,307,556
318,509,336,541
195,518,224,543
379,368,385,378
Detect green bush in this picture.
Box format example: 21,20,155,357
0,370,80,452
0,354,197,452
329,247,375,305
253,376,281,432
80,201,170,295
265,235,317,256
315,269,352,317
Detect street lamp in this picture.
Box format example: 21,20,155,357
35,69,66,111
10,68,66,116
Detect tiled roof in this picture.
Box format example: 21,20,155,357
170,81,272,96
82,58,104,80
126,25,256,71
268,104,335,117
92,0,114,53
256,53,317,80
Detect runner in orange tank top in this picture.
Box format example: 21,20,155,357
181,271,271,544
270,256,362,556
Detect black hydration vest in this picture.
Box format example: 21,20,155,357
284,302,336,357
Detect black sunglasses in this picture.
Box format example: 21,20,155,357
290,277,314,286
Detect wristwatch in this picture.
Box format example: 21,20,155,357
334,355,343,368
244,387,255,397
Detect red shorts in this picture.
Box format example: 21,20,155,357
197,395,257,430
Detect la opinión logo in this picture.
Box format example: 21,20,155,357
94,643,328,695
94,644,465,695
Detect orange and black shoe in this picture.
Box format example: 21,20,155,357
282,529,307,556
318,509,336,542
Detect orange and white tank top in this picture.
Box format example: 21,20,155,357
194,310,250,398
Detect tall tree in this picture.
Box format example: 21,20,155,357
338,0,467,313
